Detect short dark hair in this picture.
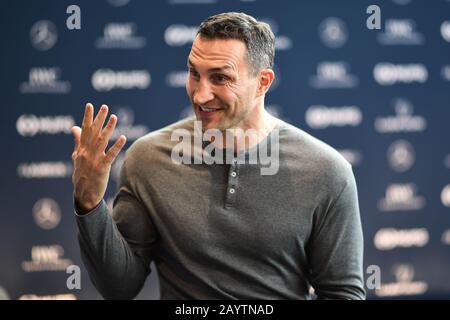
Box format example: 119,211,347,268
197,12,275,76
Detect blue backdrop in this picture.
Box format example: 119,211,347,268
1,0,449,299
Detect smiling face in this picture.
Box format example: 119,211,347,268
186,36,265,132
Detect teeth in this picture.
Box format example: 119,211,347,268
200,106,216,112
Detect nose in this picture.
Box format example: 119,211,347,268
192,79,214,106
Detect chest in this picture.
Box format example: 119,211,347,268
146,163,316,261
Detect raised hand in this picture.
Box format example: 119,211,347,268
71,103,127,214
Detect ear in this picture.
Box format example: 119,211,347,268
256,68,275,98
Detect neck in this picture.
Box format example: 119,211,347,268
217,104,279,153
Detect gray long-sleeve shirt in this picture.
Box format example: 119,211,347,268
75,117,365,300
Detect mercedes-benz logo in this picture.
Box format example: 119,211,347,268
319,17,348,48
30,20,58,51
32,198,61,230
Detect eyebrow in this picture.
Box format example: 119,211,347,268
187,59,233,73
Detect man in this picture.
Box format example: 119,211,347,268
71,12,365,299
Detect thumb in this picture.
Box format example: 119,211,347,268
71,126,81,151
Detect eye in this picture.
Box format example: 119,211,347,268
211,74,229,84
188,68,199,79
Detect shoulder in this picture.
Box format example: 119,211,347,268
126,117,194,158
121,117,195,173
277,119,355,193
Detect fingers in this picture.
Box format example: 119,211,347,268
80,103,93,146
90,105,109,143
105,135,127,165
96,114,117,152
71,126,81,152
77,103,124,163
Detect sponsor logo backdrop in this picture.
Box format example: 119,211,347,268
0,0,449,299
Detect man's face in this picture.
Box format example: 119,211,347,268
186,36,260,131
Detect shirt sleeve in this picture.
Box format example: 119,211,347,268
306,168,366,300
75,155,159,300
